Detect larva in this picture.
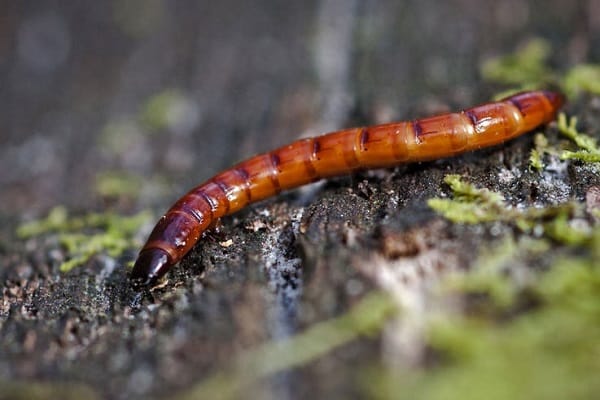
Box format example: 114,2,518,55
130,90,565,287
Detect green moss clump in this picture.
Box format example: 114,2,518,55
139,89,187,132
0,379,100,400
361,230,600,400
428,175,590,245
445,237,548,311
99,117,143,156
481,39,555,89
481,37,600,98
563,64,600,96
94,170,144,198
556,113,600,163
17,206,152,272
427,175,507,224
432,247,600,400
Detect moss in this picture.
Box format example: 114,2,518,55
361,230,600,400
377,156,600,400
112,0,165,39
17,206,152,272
427,175,508,224
555,113,600,163
563,64,600,96
139,89,187,132
176,228,598,400
416,90,600,394
95,170,144,198
431,250,600,400
17,206,70,238
561,151,600,163
528,148,543,171
98,117,147,161
426,198,502,224
445,237,550,311
188,229,600,400
528,133,550,171
174,177,599,400
428,175,588,244
482,40,600,167
441,174,505,204
481,37,600,98
0,380,100,400
543,212,594,246
557,113,598,152
481,39,555,88
170,41,598,399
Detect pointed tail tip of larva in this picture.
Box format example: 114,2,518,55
130,248,171,289
542,90,567,111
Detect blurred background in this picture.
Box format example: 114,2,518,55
1,0,597,217
1,1,599,400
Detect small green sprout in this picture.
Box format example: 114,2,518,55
528,133,550,171
529,148,543,171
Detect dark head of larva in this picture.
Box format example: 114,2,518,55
130,248,171,288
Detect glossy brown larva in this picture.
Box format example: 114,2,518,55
131,90,565,287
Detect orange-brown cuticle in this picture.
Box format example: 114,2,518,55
131,90,565,288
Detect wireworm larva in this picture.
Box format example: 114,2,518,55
130,90,565,287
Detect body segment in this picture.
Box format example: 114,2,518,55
131,90,565,287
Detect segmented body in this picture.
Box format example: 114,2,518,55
131,90,564,287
